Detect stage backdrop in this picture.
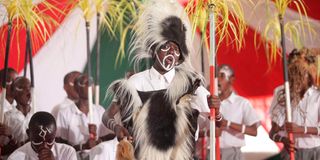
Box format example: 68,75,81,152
1,0,319,159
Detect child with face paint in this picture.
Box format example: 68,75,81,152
0,77,34,156
56,74,115,159
207,64,260,160
0,68,18,153
0,68,18,114
51,71,81,119
8,111,77,160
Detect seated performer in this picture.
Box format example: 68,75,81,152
56,75,114,159
0,68,18,113
102,0,211,159
51,71,81,118
209,64,260,160
8,111,77,160
269,48,320,160
0,77,34,155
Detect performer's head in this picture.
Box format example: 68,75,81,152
74,74,94,100
130,0,193,73
153,41,182,73
0,68,18,98
12,77,31,106
218,64,235,95
63,71,81,101
288,48,318,104
27,112,56,153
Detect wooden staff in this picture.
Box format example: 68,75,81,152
208,3,219,160
95,12,101,106
0,21,13,123
279,14,294,160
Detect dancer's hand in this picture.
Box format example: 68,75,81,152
115,125,133,142
282,137,296,153
38,145,54,160
0,123,11,137
207,95,221,111
277,89,286,106
285,122,301,134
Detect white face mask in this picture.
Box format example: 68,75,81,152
155,53,176,71
219,68,233,81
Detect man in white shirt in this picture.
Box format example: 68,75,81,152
51,71,81,118
0,68,18,113
0,77,34,156
209,64,260,160
8,111,77,160
102,1,210,159
269,48,320,160
56,75,114,159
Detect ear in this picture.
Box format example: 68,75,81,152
26,128,30,138
229,76,235,85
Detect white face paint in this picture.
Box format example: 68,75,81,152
219,67,233,81
31,125,55,146
155,53,176,71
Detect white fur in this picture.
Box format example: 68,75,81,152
129,0,194,72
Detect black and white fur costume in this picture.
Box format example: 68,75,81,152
107,0,204,159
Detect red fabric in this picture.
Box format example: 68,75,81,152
0,0,74,72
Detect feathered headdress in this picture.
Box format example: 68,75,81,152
130,0,193,71
288,47,320,106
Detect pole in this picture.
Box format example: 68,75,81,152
279,14,294,160
95,13,101,106
0,21,13,123
26,26,36,114
209,2,219,160
85,21,94,126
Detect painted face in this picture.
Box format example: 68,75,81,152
13,78,31,106
75,75,94,99
6,71,18,97
64,72,81,100
218,72,232,95
30,124,56,153
155,41,181,71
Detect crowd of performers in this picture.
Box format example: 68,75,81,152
0,0,320,160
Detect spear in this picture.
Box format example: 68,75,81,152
26,25,36,114
208,3,219,159
0,21,13,124
279,14,294,160
95,12,101,106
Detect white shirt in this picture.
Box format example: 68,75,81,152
56,103,111,146
89,137,118,160
220,92,260,148
8,142,77,160
0,92,16,114
127,67,210,112
4,106,33,143
51,98,74,119
270,86,320,148
269,86,287,137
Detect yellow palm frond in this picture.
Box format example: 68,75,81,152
78,0,95,22
0,0,65,64
260,0,313,65
185,0,248,52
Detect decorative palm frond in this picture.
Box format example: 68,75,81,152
109,0,140,66
185,0,247,52
78,0,95,22
0,0,65,66
259,0,314,64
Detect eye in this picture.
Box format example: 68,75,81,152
160,44,170,52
